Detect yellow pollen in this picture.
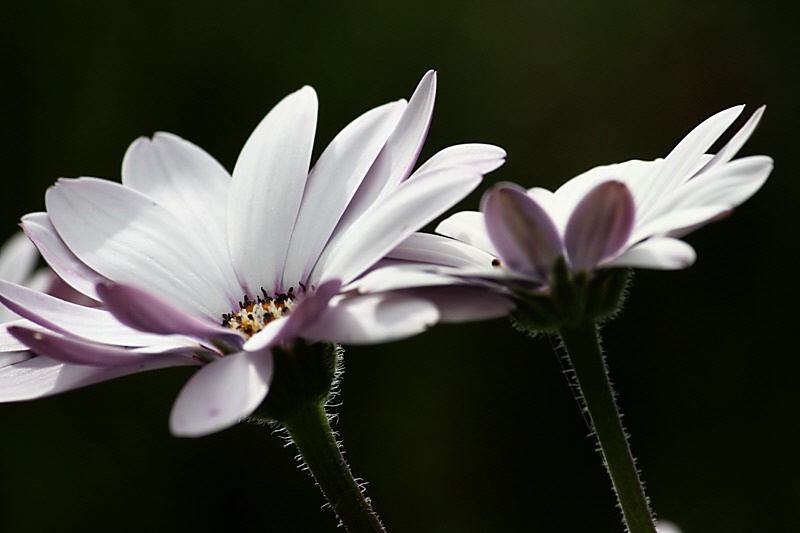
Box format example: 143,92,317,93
222,288,297,338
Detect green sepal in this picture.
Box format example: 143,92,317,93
511,256,631,336
251,339,340,424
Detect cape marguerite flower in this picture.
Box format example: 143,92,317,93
0,70,508,436
362,105,772,294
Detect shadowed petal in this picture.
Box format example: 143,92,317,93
303,293,439,345
413,285,515,322
436,211,497,256
9,326,176,367
21,213,107,301
169,351,273,437
483,185,563,282
564,181,635,272
387,233,496,269
0,232,39,286
97,283,241,344
0,354,195,402
229,86,318,294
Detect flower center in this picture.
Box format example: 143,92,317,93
222,288,297,338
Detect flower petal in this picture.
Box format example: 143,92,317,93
482,185,563,282
564,181,635,272
46,177,233,319
314,164,483,285
637,105,744,216
96,283,242,344
303,293,439,345
122,132,242,299
604,237,696,270
388,233,496,269
282,100,406,286
691,106,765,177
414,286,515,322
0,232,38,286
414,143,506,176
9,326,178,367
229,86,318,294
436,211,498,256
169,350,273,437
0,280,186,348
0,353,194,402
21,212,107,301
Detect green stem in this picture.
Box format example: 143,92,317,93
557,319,656,533
283,401,386,533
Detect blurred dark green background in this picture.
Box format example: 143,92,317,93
1,1,797,532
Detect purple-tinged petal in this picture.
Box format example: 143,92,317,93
0,353,195,402
350,265,464,293
414,143,506,177
21,213,107,301
436,211,497,256
0,280,184,348
96,283,242,344
303,293,439,345
483,185,563,282
314,165,483,285
243,279,342,351
122,133,243,299
9,326,174,367
0,351,32,369
169,350,273,437
564,181,635,272
410,285,515,322
283,100,406,287
603,237,696,270
229,86,318,295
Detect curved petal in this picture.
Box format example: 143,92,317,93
483,185,563,282
690,106,765,178
282,100,406,286
414,143,506,177
436,211,497,256
97,283,242,345
0,353,195,402
46,178,232,319
229,86,318,295
564,181,635,272
414,285,515,322
169,350,273,437
9,326,176,367
303,293,439,345
630,205,729,243
314,165,483,285
350,265,463,293
21,212,107,301
0,280,187,347
604,237,696,270
122,132,242,299
0,232,39,286
387,232,496,269
0,351,32,368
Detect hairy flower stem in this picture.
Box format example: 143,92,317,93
557,319,656,533
283,401,386,533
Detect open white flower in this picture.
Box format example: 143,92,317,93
0,71,508,436
360,105,772,294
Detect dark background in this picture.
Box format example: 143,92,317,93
1,1,797,532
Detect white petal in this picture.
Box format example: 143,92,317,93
387,233,496,269
436,211,497,256
604,237,696,270
314,165,483,285
46,177,233,319
169,351,273,437
0,353,194,402
416,286,515,322
350,265,464,293
282,100,406,286
21,212,107,300
637,106,744,216
414,143,506,176
630,205,729,243
303,294,439,345
691,106,765,177
122,133,242,299
0,232,38,286
229,86,318,294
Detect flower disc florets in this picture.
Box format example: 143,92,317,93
222,287,299,338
